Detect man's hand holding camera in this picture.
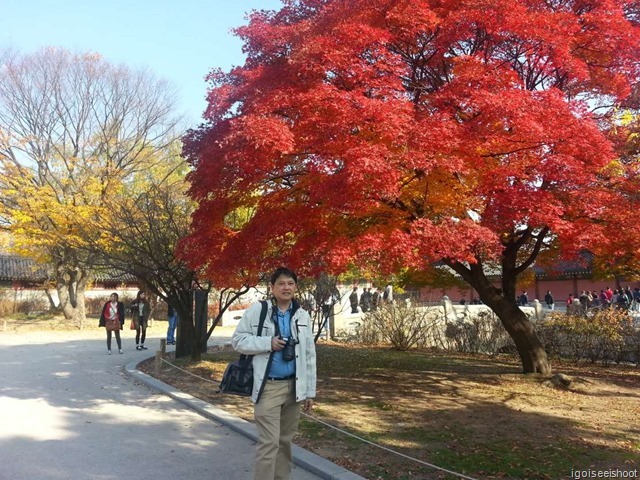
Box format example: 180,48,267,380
272,336,299,361
271,336,286,352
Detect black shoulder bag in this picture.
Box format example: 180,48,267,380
219,301,268,396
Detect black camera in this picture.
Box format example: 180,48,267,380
281,336,299,362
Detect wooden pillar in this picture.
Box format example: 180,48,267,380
154,351,162,376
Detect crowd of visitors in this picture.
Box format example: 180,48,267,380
570,286,640,313
498,287,640,314
542,286,640,315
348,283,393,314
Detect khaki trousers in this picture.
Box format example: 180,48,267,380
254,379,302,480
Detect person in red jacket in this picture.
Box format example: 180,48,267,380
99,293,125,354
605,287,614,302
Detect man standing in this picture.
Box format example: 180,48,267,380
166,303,178,345
518,291,529,306
371,287,381,311
544,290,554,310
359,287,372,313
349,286,359,314
320,288,339,338
633,287,640,312
383,283,393,303
232,267,317,480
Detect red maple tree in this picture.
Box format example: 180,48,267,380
182,0,640,373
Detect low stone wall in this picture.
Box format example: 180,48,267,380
328,298,544,355
331,301,539,335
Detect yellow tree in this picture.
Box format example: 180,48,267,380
0,48,181,323
83,146,252,360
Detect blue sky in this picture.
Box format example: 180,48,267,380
1,0,284,126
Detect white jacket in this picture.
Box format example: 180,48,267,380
231,300,317,404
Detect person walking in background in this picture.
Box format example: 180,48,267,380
129,290,151,350
566,293,574,306
371,287,381,311
579,290,589,313
99,293,125,355
518,291,529,306
320,288,339,337
599,290,610,308
616,289,629,310
360,287,372,313
612,289,621,309
591,291,600,308
382,283,393,303
544,291,554,310
349,286,359,314
624,286,633,308
605,287,614,302
633,287,640,312
167,303,178,345
232,267,316,480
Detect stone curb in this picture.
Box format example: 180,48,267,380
124,357,366,480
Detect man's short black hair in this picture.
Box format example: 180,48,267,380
270,267,298,285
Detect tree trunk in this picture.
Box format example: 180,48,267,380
75,276,88,330
176,309,196,359
44,287,59,311
56,278,74,320
486,298,550,374
175,291,195,359
55,266,88,326
448,260,551,374
191,290,209,361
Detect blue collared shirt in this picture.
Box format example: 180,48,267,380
268,303,296,379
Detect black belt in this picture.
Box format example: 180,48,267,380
267,374,295,381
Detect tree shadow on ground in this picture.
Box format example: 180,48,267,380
300,344,640,480
0,333,266,480
136,342,640,480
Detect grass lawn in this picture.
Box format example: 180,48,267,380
138,342,640,480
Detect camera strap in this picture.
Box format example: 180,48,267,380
257,300,268,336
270,299,299,339
271,308,286,338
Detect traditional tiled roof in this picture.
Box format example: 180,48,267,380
0,255,136,283
0,255,50,282
434,252,595,281
92,269,137,283
532,252,594,278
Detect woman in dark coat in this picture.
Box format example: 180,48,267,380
99,292,126,354
129,290,151,350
